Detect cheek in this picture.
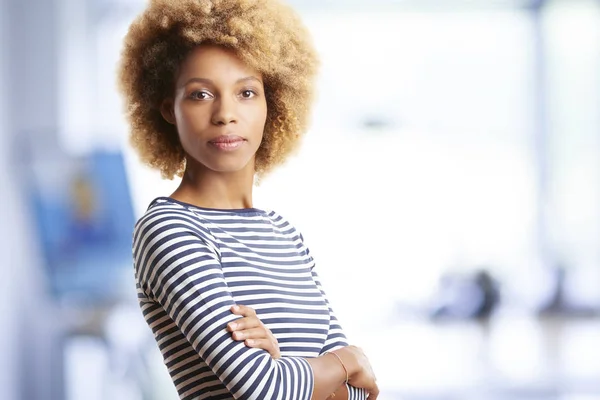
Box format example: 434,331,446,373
174,106,213,146
174,103,199,128
172,108,202,152
256,111,267,132
253,104,268,133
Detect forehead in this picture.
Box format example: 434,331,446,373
177,45,262,83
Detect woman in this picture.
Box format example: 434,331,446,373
118,1,379,399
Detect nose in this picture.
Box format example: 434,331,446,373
211,97,237,125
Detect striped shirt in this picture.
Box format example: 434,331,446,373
133,197,367,400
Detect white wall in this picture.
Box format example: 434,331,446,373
544,0,600,302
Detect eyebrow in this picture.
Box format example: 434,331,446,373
181,76,262,87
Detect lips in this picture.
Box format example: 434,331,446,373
209,135,245,144
208,135,246,151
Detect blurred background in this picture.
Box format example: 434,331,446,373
1,0,599,399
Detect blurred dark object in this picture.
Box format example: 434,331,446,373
429,268,501,320
361,115,395,131
537,263,600,317
537,263,566,315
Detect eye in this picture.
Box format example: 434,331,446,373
240,90,257,99
190,90,213,100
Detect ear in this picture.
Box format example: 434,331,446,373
160,98,176,125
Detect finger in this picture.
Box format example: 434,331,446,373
232,327,271,341
230,304,257,317
368,386,380,400
244,338,271,348
227,316,261,332
245,338,280,358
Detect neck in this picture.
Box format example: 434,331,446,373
170,161,256,210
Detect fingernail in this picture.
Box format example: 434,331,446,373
246,339,254,345
229,322,237,330
232,305,239,311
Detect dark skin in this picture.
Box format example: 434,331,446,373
160,44,379,400
160,45,264,209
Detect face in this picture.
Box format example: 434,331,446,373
161,45,267,174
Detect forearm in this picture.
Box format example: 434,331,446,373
306,348,356,400
328,383,349,400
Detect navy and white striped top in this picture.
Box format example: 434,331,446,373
133,197,367,400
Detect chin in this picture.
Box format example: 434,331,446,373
205,159,254,174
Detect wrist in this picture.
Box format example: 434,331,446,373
332,346,358,379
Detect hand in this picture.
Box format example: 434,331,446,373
338,346,379,400
227,304,281,359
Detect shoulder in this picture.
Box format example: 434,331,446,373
264,209,305,237
133,197,217,250
264,209,314,259
135,198,200,231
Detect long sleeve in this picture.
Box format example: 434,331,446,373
133,214,314,400
310,269,368,400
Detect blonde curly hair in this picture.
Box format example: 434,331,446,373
117,0,319,179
